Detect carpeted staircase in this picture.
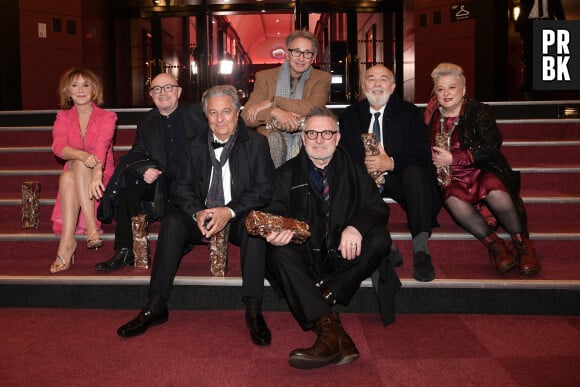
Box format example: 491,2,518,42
1,102,579,315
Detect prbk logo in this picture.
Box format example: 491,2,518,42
534,21,580,90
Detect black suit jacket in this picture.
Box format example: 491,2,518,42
172,118,275,219
338,94,432,174
99,103,207,222
131,102,208,174
265,146,389,257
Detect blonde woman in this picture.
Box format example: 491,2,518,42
50,68,117,273
425,63,540,275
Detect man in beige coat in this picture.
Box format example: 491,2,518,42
242,30,331,168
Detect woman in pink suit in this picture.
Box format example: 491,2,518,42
50,68,117,273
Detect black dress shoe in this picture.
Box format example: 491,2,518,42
246,314,271,346
94,248,135,271
117,306,168,338
413,252,435,282
387,245,404,268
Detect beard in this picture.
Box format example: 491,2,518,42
365,88,390,107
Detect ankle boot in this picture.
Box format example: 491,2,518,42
481,233,517,273
511,234,541,275
288,313,359,369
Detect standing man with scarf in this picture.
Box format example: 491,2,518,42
242,30,331,168
117,85,275,347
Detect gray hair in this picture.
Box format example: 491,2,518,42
431,62,466,86
285,30,319,56
201,85,241,115
304,106,339,132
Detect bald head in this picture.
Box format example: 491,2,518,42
149,73,182,116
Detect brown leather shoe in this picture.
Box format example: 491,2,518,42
288,313,359,369
336,324,359,366
512,234,541,275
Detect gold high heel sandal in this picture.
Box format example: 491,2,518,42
87,231,103,249
50,254,75,274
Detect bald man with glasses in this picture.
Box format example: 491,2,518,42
242,30,331,168
95,73,207,272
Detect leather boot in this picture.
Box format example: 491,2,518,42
481,233,517,274
511,234,541,275
288,313,359,369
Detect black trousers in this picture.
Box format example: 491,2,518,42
148,205,267,311
114,179,156,250
267,226,389,330
382,164,438,236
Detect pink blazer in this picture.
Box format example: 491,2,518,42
51,104,117,235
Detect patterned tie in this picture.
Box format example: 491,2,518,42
373,112,381,144
321,168,330,203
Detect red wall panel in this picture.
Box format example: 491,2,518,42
414,2,475,103
19,0,82,109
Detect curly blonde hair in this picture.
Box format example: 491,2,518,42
58,68,104,109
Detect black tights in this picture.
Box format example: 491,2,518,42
444,190,523,240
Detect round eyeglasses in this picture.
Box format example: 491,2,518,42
303,130,338,140
288,48,315,59
150,84,179,94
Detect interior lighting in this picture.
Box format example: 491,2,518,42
219,59,233,75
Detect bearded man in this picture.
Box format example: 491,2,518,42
338,65,440,282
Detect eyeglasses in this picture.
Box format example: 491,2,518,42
288,48,315,59
150,84,179,94
303,130,338,140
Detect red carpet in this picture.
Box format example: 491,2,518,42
1,309,578,386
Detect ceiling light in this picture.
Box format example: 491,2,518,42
271,47,285,59
219,59,233,75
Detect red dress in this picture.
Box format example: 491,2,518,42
435,116,507,203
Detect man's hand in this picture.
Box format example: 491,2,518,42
245,99,272,122
143,168,163,184
265,229,295,246
338,226,363,260
364,144,393,174
270,108,302,132
196,207,233,238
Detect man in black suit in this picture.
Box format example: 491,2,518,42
339,65,439,282
94,73,207,271
262,107,399,369
117,85,275,346
516,0,566,98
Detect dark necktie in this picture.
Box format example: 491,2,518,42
373,112,381,144
320,169,330,203
538,0,544,17
211,141,225,149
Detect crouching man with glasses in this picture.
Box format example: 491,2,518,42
258,106,399,369
241,30,331,168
